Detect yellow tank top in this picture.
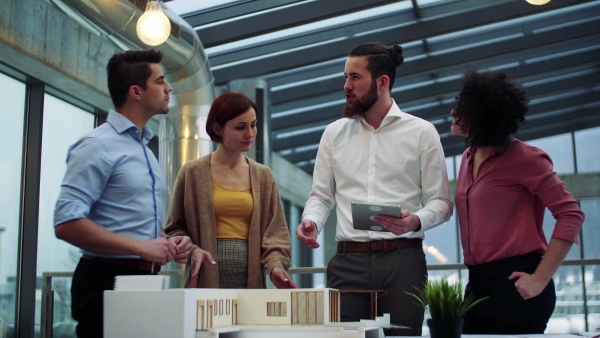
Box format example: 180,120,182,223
212,176,253,239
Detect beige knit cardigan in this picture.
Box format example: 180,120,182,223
164,154,292,288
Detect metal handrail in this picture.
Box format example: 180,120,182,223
288,259,600,275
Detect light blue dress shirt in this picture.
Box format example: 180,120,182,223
54,110,166,258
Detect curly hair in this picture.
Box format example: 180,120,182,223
454,70,529,147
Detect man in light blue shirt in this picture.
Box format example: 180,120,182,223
54,49,192,338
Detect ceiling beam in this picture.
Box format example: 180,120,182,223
209,8,412,67
517,110,600,141
174,0,600,174
423,91,600,127
276,89,600,160
272,104,343,131
272,128,325,151
273,40,600,106
211,0,591,84
397,27,597,79
297,162,316,174
280,151,319,165
181,0,303,28
271,47,600,131
195,0,401,48
210,0,590,69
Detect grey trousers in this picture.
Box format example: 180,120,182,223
326,246,427,336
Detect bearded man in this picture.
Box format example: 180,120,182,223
296,42,452,336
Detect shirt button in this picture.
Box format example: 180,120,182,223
136,130,140,133
368,191,372,195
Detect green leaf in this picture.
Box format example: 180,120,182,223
405,275,489,319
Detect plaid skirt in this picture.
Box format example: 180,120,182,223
217,238,248,289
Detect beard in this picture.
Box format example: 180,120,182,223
343,80,379,119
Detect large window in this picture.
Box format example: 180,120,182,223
581,200,600,260
425,208,460,265
282,201,326,289
0,58,598,335
425,155,460,265
38,94,94,273
581,200,600,332
528,133,575,175
36,94,94,336
0,72,26,336
575,127,600,173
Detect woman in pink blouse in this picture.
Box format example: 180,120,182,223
451,70,584,334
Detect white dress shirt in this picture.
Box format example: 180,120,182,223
302,100,452,242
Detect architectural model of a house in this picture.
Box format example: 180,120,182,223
192,288,340,329
104,281,384,338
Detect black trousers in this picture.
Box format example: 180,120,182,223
463,252,556,334
326,247,427,336
70,258,152,338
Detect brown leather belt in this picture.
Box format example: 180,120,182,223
337,238,422,253
82,254,161,273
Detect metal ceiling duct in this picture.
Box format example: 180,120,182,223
48,0,216,211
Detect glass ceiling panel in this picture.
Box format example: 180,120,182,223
202,2,413,55
164,0,239,16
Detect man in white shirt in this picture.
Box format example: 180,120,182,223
296,42,452,336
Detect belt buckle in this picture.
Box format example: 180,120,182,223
367,241,373,252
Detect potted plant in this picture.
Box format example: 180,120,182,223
407,276,488,338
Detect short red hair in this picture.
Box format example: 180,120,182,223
206,92,257,143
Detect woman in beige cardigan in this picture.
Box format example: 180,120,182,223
165,92,296,289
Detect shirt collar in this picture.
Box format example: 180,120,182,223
386,99,403,119
106,109,155,140
358,98,402,127
466,136,515,158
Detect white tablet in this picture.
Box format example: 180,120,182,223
351,201,402,232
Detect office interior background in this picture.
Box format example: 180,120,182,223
1,0,599,337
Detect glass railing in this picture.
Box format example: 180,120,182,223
39,269,184,338
39,260,600,337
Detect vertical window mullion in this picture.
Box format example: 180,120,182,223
16,82,45,338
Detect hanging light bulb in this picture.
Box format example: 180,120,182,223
136,0,171,46
525,0,551,5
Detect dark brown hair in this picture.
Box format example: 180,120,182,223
107,49,163,108
206,92,258,143
348,42,404,90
